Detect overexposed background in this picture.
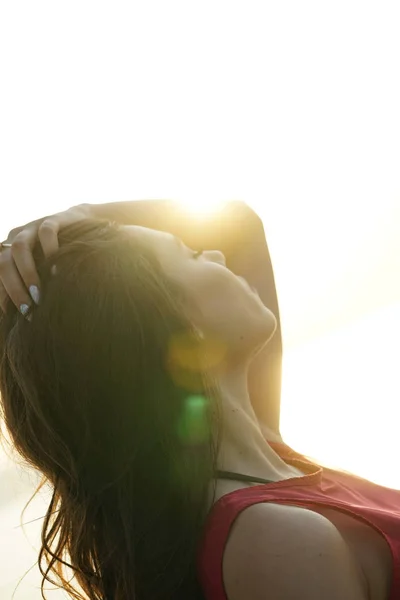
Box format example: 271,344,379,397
1,1,399,598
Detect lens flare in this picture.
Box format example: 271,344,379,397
166,331,227,391
176,394,210,445
167,331,227,371
176,198,228,216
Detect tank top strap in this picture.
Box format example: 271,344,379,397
216,470,274,484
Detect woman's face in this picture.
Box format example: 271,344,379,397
123,226,277,362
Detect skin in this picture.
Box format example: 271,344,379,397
0,211,303,487
123,225,304,490
0,214,370,599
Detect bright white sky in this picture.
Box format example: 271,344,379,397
0,2,399,597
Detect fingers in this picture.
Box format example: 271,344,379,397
37,207,90,257
0,218,61,311
38,218,60,258
0,205,89,313
5,229,42,306
0,248,33,314
0,281,9,313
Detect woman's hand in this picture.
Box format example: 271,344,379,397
0,203,91,313
0,199,174,313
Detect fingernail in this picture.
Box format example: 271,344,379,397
20,303,30,316
29,285,40,305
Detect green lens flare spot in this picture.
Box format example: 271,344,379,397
176,395,210,445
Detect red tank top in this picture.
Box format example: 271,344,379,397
197,441,400,600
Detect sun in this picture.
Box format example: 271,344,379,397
176,197,228,216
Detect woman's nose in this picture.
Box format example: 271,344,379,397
205,250,226,266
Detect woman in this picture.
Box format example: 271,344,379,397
0,201,397,600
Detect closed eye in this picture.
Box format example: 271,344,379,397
193,250,204,259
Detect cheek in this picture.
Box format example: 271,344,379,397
193,272,276,341
190,270,237,309
190,273,257,329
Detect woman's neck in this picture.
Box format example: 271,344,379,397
215,365,298,482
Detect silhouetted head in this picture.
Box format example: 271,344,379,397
0,218,276,600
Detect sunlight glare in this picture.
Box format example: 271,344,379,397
176,197,228,217
281,303,400,490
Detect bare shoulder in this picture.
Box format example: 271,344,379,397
222,501,368,600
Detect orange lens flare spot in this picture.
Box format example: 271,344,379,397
167,331,227,372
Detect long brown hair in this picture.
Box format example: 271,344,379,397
0,218,222,599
